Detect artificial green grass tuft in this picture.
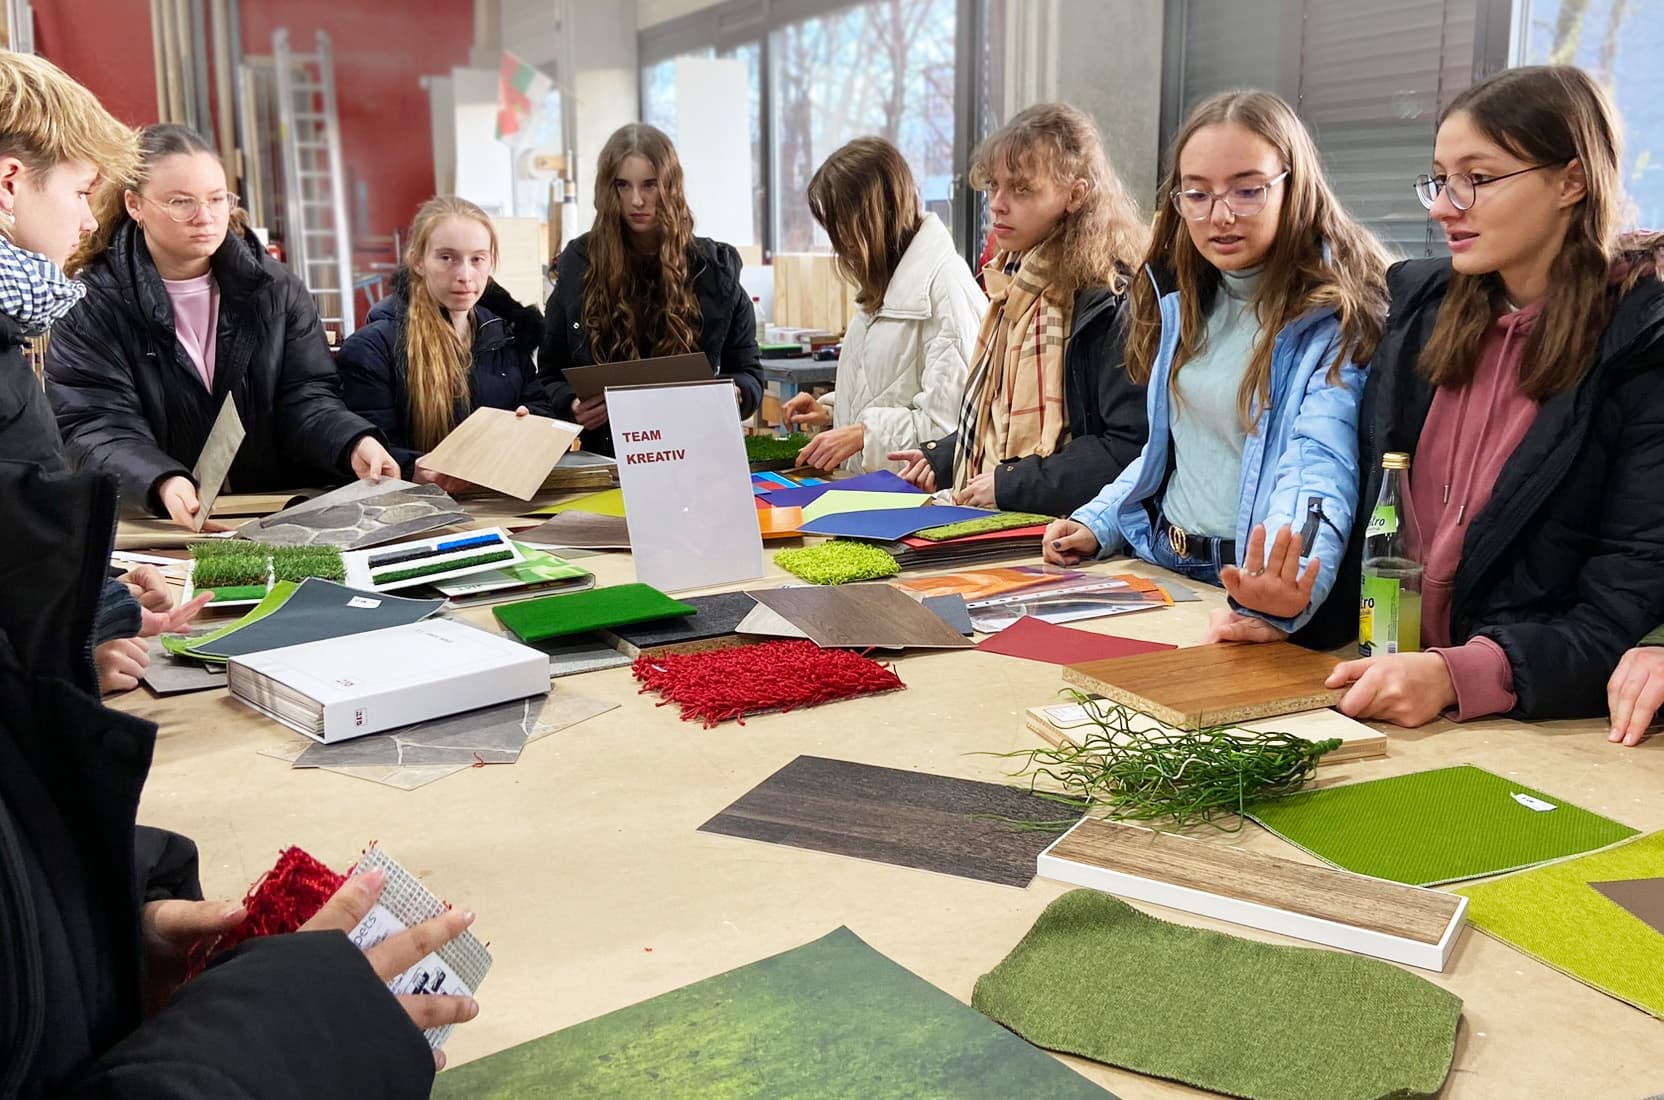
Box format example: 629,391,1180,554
973,889,1462,1100
493,583,695,643
270,544,346,584
202,584,273,603
746,432,811,468
189,542,270,588
774,541,899,585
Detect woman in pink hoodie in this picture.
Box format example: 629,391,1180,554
1309,65,1664,730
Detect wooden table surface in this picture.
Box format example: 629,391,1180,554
115,491,1664,1099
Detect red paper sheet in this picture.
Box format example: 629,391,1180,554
974,615,1177,665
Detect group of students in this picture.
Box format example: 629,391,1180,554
3,43,1664,1096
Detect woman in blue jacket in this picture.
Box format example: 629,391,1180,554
1043,90,1389,640
339,196,553,485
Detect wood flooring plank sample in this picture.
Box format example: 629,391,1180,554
749,583,973,650
1038,817,1467,971
417,408,582,500
700,755,1073,887
513,511,631,550
1063,642,1344,728
599,590,761,657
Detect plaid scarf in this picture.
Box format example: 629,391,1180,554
951,246,1074,491
0,234,84,336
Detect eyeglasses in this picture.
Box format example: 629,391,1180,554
1412,163,1559,211
144,193,240,222
1171,170,1289,221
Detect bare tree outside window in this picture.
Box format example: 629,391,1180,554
771,0,958,253
1528,0,1663,228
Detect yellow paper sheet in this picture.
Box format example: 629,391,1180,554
527,488,627,518
799,489,928,524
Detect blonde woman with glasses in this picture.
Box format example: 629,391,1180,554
1045,89,1389,646
47,124,398,530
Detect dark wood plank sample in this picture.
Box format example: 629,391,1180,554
699,755,1075,887
1063,641,1344,728
749,583,974,650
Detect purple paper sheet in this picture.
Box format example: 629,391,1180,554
796,505,998,541
758,469,919,510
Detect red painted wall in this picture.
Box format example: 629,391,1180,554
34,0,474,246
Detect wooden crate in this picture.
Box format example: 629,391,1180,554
772,252,858,334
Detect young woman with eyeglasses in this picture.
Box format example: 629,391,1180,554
1044,90,1388,641
1318,66,1664,731
46,124,399,529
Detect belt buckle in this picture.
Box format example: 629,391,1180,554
1167,523,1188,559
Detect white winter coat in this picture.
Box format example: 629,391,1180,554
818,214,986,472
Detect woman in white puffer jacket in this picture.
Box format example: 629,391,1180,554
783,137,986,473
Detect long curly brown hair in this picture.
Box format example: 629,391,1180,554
1419,66,1664,398
581,123,702,362
969,102,1148,296
1125,90,1390,431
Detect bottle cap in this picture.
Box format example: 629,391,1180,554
1382,452,1411,470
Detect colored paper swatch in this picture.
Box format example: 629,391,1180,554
973,890,1462,1100
494,583,695,643
757,468,919,510
529,488,627,517
757,505,803,539
1249,764,1639,886
1457,830,1664,1018
699,755,1074,887
976,616,1176,664
429,927,1114,1100
797,505,997,541
798,488,929,524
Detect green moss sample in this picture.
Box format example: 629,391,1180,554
745,432,811,469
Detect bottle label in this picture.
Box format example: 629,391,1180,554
1365,504,1398,538
1360,573,1422,656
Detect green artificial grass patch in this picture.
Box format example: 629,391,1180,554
189,542,271,588
973,889,1462,1100
774,541,900,585
746,432,811,469
371,550,513,586
493,582,695,643
270,544,346,584
203,584,273,603
912,512,1056,541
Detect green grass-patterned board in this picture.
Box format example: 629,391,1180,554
431,926,1114,1100
913,511,1055,541
1248,764,1638,886
493,583,696,643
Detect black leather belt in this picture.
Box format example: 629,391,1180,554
1157,515,1235,564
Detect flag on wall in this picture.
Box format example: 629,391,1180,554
497,51,552,141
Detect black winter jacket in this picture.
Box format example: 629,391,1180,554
539,233,765,456
44,223,380,515
1325,257,1664,715
920,285,1148,516
337,274,553,478
1,317,140,647
0,460,435,1099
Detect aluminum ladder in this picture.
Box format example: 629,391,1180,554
271,28,354,340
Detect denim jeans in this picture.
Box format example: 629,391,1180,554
1147,528,1227,588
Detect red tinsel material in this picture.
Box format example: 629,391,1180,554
186,846,346,977
632,639,905,728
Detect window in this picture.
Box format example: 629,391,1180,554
640,45,763,248
769,0,959,253
1518,0,1664,229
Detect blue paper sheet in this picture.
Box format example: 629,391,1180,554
796,505,998,540
759,469,919,509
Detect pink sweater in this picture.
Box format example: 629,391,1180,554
162,272,219,391
1409,300,1543,720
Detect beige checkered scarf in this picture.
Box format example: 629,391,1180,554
952,246,1074,491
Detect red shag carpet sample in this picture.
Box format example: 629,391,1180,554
632,639,905,728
